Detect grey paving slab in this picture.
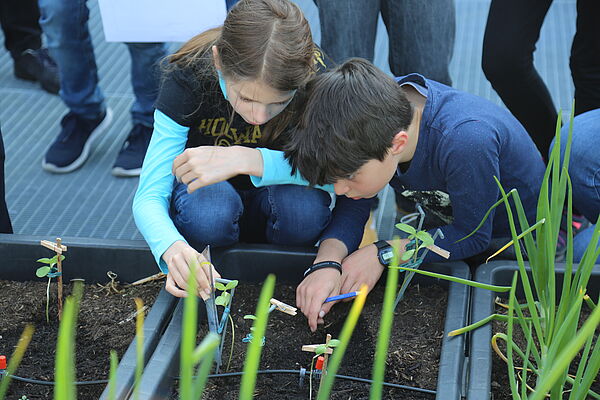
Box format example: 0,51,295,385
0,0,577,242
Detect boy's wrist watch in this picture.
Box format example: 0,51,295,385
374,240,394,266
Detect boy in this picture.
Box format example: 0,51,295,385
172,59,546,330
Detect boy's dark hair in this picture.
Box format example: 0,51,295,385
285,58,414,186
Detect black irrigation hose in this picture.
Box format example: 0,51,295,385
1,369,437,396
189,369,437,396
0,370,108,386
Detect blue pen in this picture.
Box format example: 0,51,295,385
324,291,361,303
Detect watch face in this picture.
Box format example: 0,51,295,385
381,251,394,262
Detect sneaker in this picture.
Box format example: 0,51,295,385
556,212,590,261
14,48,60,95
111,124,153,177
42,108,113,173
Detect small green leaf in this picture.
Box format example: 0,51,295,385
401,249,415,261
37,257,53,264
395,223,417,236
315,345,327,355
36,266,51,277
225,280,239,290
215,296,226,306
59,255,65,262
220,292,231,306
328,339,341,348
415,231,434,247
244,315,256,320
214,282,227,291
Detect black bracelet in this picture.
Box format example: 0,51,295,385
303,261,342,278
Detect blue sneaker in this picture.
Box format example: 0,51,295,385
111,123,153,177
42,108,113,173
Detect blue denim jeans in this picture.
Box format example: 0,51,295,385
171,181,332,250
314,0,455,85
38,0,167,125
551,108,600,263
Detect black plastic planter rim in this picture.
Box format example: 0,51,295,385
467,261,600,400
131,259,471,400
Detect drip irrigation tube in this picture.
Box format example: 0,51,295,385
1,369,436,395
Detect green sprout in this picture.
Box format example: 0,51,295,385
36,254,65,323
395,223,434,262
214,280,238,307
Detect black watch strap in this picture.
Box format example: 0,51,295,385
374,240,394,266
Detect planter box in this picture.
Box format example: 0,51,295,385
132,251,470,400
0,234,176,399
0,234,157,283
467,261,600,399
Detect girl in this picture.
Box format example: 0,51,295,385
133,0,371,330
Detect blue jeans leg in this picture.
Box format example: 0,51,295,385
314,0,379,63
244,185,332,246
171,181,243,249
125,42,168,127
38,0,104,118
382,0,455,85
552,108,600,263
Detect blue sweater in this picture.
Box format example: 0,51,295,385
253,74,545,262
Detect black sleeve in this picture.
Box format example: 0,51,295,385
155,67,202,127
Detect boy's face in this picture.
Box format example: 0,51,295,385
333,151,399,199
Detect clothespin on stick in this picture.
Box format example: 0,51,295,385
41,238,67,320
425,244,450,259
302,334,334,393
269,298,297,316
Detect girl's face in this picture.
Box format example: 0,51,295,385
224,78,296,126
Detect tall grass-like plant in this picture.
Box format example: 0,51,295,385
54,281,83,400
0,325,34,400
239,274,275,400
317,284,368,400
179,258,220,400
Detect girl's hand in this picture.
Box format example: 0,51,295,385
162,240,221,299
172,146,264,194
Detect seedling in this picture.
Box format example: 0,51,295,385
37,238,67,322
242,298,296,345
392,206,449,308
302,334,341,398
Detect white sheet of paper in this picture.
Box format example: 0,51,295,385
98,0,227,43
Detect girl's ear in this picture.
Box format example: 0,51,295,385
212,45,222,70
390,131,409,155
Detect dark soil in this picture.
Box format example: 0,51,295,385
173,282,448,400
491,302,599,399
0,279,163,400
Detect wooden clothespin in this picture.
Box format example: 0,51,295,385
269,298,297,316
40,238,67,320
302,334,334,392
426,244,450,259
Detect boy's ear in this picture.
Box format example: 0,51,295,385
212,45,222,70
390,131,409,155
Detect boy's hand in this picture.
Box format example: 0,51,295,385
296,268,342,332
162,240,221,300
339,244,385,295
172,146,264,194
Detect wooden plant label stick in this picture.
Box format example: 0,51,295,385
41,238,67,321
319,334,332,393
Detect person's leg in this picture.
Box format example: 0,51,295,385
39,0,112,173
0,125,13,234
244,185,332,246
38,0,103,117
171,181,244,250
482,0,555,159
0,0,41,58
382,0,455,85
552,108,600,262
314,0,380,63
112,42,168,177
570,0,600,116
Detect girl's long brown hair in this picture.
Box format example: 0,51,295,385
168,0,315,145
